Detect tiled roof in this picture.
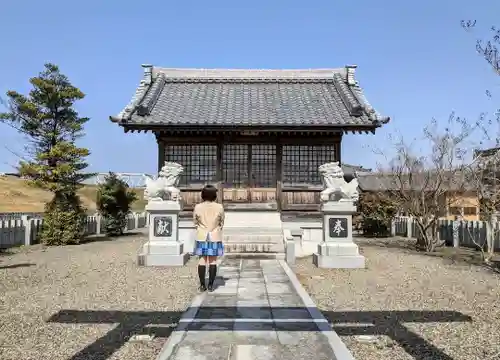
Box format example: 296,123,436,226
357,170,473,192
342,163,372,174
110,65,389,129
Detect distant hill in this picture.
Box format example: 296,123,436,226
0,175,146,213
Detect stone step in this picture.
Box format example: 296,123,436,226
224,242,284,253
224,211,282,228
223,227,283,235
223,252,285,259
223,235,283,243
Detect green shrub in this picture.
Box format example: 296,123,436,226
96,172,137,236
40,191,87,245
358,192,397,237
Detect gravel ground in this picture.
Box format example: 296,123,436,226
295,237,500,360
0,231,199,360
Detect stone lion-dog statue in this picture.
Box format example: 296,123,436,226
318,162,359,202
143,162,184,202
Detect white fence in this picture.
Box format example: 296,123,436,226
393,216,500,251
0,212,148,249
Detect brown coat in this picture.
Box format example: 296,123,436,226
193,201,225,241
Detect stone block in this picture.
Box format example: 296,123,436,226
137,235,189,267
316,199,366,269
317,242,360,257
145,241,184,255
139,200,189,267
313,253,365,269
140,252,189,266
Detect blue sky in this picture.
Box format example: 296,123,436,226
1,0,499,174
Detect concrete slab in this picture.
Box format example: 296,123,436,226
268,294,304,307
229,343,338,360
237,299,270,307
201,295,237,307
236,306,272,319
240,270,263,278
265,282,295,295
156,257,354,360
170,344,231,360
181,330,236,346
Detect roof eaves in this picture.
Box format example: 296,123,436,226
332,73,363,117
345,65,390,125
136,73,166,116
110,64,153,123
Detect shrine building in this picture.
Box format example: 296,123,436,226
110,65,389,213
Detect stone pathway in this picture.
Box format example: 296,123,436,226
157,258,352,360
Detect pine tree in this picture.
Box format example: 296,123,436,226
96,172,137,236
0,63,93,245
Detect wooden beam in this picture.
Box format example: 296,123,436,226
119,124,382,136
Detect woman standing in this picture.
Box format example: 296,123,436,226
193,184,225,292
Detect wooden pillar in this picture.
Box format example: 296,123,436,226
336,134,342,164
216,141,223,204
247,144,253,202
157,136,165,173
276,143,283,211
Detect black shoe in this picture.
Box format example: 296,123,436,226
198,284,207,292
207,284,214,292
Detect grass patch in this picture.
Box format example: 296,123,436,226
0,176,146,213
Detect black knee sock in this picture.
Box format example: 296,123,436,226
197,265,206,287
208,264,217,287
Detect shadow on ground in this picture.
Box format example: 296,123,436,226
47,308,471,360
0,262,35,269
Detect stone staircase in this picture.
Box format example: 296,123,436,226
223,211,284,258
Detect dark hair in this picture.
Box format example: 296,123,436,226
201,184,217,202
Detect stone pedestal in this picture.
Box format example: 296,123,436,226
138,200,189,266
313,201,365,269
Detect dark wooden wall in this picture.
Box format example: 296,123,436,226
157,133,341,211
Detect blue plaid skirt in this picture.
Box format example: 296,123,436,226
195,241,224,256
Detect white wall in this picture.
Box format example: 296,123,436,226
282,219,323,257
179,219,195,254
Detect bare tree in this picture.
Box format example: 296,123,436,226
460,19,500,263
373,115,474,252
466,148,500,263
461,20,500,75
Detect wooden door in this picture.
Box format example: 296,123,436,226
249,145,277,207
222,144,277,208
222,144,251,204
